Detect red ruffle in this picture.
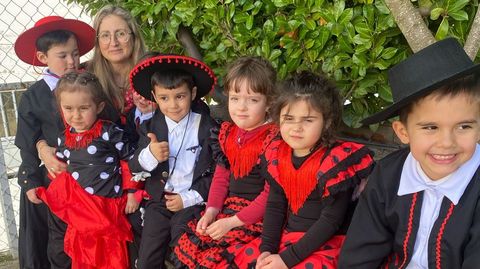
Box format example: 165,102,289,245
37,172,132,269
266,140,373,213
219,122,278,179
64,120,103,149
230,232,344,268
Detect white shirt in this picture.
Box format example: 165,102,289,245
43,69,59,91
138,111,203,207
134,107,154,125
398,144,480,269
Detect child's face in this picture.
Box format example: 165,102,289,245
392,92,480,180
60,90,105,133
97,15,134,65
152,83,196,123
228,80,268,131
133,92,157,114
279,100,324,157
36,36,80,76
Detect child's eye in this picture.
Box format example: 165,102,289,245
459,124,472,130
229,96,238,102
159,97,167,101
283,116,293,121
176,95,186,100
249,98,259,103
305,119,314,123
422,126,437,130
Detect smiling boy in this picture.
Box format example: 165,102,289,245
339,38,480,269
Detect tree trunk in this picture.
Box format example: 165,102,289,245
384,0,436,52
464,7,480,60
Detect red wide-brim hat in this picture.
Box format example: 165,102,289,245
15,16,95,66
130,54,217,101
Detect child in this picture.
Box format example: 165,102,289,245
173,56,279,269
36,71,136,269
14,16,95,269
338,38,480,268
230,71,374,269
128,54,218,269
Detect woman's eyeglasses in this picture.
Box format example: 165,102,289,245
97,29,132,44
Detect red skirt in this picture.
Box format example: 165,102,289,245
229,231,345,269
37,172,132,269
173,196,263,269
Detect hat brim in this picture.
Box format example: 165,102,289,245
130,55,217,101
361,63,480,125
15,19,95,66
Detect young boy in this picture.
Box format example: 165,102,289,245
339,38,480,268
128,54,218,269
14,16,95,269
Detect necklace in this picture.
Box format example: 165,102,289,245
168,112,191,177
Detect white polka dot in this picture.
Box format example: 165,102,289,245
115,142,124,151
57,138,61,146
56,152,64,158
114,185,120,193
63,149,70,158
105,157,114,163
89,163,93,166
100,172,109,179
102,132,109,141
67,160,70,165
72,172,79,180
87,145,97,154
85,187,94,194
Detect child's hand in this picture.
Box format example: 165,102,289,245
206,215,244,240
255,252,271,269
165,194,183,212
196,207,219,235
256,254,287,269
37,140,67,178
125,193,139,214
147,133,169,162
26,188,42,204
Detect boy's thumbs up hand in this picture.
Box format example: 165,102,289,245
147,133,169,162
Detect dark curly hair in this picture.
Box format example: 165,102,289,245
271,71,342,147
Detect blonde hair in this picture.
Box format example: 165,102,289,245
89,5,145,112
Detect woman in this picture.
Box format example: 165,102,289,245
88,4,146,116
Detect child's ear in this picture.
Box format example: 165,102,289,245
97,102,105,114
392,120,410,144
36,51,48,65
191,86,197,101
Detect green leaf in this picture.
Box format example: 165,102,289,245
381,47,398,59
354,21,371,37
378,83,393,102
246,15,254,30
449,0,469,12
435,17,449,40
448,10,468,21
261,38,271,56
306,19,317,30
430,7,444,20
269,49,282,61
338,8,353,24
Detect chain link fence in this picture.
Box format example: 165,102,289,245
0,0,93,258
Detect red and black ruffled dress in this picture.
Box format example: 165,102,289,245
228,139,374,269
173,122,279,269
37,120,138,269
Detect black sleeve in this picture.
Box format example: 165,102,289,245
14,91,44,190
338,165,394,269
462,195,480,268
259,177,288,254
128,119,158,173
279,190,352,267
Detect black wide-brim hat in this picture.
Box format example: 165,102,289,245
129,55,217,101
15,16,95,66
362,38,480,125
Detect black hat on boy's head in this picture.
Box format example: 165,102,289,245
362,38,480,125
129,54,217,101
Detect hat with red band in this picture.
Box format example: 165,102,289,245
129,54,217,101
15,16,95,66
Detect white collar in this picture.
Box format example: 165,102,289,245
165,111,192,134
398,144,480,205
42,69,59,91
134,108,155,124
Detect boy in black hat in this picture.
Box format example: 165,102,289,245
128,55,218,269
338,38,480,268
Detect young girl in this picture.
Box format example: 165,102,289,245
36,71,138,269
231,71,374,268
172,56,278,268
